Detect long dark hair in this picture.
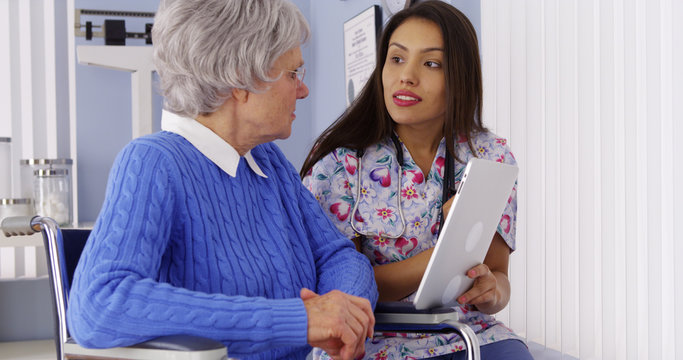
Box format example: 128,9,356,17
300,0,485,178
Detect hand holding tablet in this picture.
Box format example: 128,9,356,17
413,158,518,310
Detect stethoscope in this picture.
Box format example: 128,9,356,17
349,133,454,239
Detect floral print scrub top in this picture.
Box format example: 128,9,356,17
303,131,525,360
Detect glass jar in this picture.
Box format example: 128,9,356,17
20,158,73,199
33,169,72,226
0,138,10,198
0,198,34,223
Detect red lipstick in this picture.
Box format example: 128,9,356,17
392,90,422,106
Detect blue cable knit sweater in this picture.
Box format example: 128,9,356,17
67,132,378,359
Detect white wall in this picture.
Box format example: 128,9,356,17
0,0,70,193
482,0,683,358
0,0,68,279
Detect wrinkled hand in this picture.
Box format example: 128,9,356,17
301,288,374,360
457,263,499,308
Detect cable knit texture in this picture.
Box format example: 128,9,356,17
67,131,378,360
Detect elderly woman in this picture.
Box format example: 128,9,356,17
66,0,377,359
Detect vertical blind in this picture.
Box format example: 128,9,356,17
480,0,682,358
0,0,65,279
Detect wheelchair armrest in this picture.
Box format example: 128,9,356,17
126,335,226,351
64,335,227,360
373,302,480,360
1,215,40,236
375,301,461,330
375,301,457,314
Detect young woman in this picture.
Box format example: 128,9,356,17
302,2,532,359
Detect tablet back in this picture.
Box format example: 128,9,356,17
413,158,518,310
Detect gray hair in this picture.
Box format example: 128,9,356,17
152,0,310,118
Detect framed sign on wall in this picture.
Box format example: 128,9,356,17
381,0,415,16
343,5,381,106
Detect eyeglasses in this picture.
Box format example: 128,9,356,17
283,67,306,86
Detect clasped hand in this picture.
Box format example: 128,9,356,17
301,288,374,360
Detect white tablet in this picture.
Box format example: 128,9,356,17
413,158,518,310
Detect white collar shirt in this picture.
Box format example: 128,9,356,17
160,110,268,178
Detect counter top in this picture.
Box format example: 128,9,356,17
0,339,55,360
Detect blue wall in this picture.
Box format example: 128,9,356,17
75,0,162,222
74,0,480,223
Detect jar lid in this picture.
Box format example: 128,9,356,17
21,158,73,165
0,198,33,205
34,168,69,176
0,137,10,143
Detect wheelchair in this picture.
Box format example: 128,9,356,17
1,216,479,360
